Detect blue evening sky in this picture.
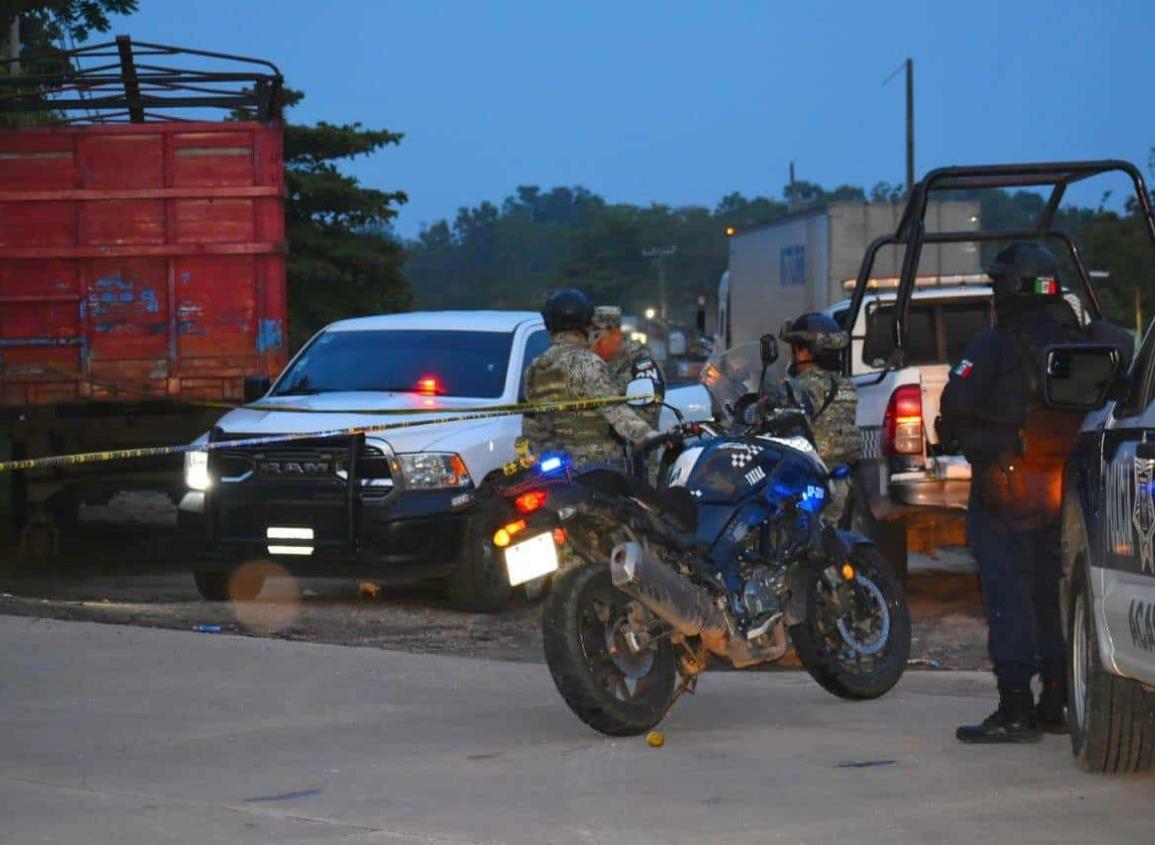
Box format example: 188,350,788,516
113,1,1155,237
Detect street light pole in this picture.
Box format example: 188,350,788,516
642,245,676,320
905,58,914,195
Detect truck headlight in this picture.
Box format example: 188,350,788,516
185,450,210,491
397,453,472,489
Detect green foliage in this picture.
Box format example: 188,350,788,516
407,174,1155,333
1,1,138,44
0,1,138,126
278,88,410,348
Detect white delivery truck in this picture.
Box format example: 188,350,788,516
718,201,982,348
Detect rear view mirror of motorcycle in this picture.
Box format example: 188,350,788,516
1042,343,1121,411
829,464,852,480
759,334,779,367
626,377,659,406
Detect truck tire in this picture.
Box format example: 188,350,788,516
846,482,908,580
1068,566,1155,773
193,567,265,602
446,500,512,613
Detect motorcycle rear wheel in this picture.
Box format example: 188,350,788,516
789,544,911,700
542,561,677,736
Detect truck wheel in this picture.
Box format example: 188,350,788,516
847,484,908,580
193,567,265,602
446,502,512,613
1068,566,1155,773
872,520,908,581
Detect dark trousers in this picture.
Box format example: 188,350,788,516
966,506,1065,689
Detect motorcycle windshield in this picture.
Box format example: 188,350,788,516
698,342,789,423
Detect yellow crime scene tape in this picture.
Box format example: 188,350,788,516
0,393,653,475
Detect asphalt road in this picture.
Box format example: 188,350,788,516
2,616,1151,844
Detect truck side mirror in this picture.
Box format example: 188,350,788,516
1042,344,1120,412
243,375,272,404
759,334,779,367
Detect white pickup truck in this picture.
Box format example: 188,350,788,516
825,285,992,575
178,310,711,611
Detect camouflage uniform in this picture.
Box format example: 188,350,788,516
521,329,657,466
792,368,862,525
591,307,665,429
522,329,657,570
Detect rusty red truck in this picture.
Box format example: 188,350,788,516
0,38,286,550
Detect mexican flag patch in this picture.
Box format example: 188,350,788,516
953,359,974,379
1034,275,1058,295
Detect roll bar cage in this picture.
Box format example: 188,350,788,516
0,35,283,123
846,161,1155,369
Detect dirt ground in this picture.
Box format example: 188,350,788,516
0,532,990,671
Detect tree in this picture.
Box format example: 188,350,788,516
1,1,139,126
278,89,411,347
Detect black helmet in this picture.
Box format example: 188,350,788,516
542,288,594,333
988,243,1061,303
780,312,847,370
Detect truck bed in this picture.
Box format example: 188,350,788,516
0,121,287,407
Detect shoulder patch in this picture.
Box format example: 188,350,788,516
953,359,974,379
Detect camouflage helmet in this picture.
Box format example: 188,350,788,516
780,312,847,370
591,305,622,340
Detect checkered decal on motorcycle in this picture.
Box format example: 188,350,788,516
727,444,763,468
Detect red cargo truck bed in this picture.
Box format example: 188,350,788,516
0,121,287,407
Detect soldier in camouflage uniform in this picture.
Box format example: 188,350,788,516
780,312,863,525
522,290,658,467
590,305,665,431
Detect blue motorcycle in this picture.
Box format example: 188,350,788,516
494,337,910,736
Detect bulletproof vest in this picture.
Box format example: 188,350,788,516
795,370,863,467
1009,324,1086,464
523,345,616,456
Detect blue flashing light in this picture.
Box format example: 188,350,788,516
830,464,852,480
798,483,827,514
538,455,567,474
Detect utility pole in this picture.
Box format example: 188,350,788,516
7,13,20,75
789,162,797,212
905,58,914,195
884,59,915,196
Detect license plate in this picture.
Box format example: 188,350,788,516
504,532,559,587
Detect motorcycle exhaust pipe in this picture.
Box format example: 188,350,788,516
610,542,725,636
609,541,788,668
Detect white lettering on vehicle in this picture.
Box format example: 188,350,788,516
1134,457,1155,575
1105,455,1133,558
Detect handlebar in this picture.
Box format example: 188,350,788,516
638,421,703,455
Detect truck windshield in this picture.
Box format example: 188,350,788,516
274,330,515,398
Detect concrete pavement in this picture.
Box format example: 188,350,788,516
1,615,1150,844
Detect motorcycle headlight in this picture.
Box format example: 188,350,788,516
185,449,210,491
397,453,472,489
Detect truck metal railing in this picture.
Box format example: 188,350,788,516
845,160,1155,367
0,35,283,123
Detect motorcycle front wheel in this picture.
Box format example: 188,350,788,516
789,544,911,700
542,561,677,736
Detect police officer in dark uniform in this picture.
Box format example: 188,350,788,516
942,243,1131,743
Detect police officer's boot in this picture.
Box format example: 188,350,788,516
1036,680,1070,735
956,686,1042,744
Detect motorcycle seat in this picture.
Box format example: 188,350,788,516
576,468,699,533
